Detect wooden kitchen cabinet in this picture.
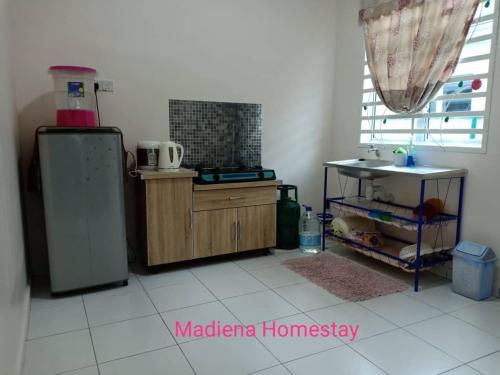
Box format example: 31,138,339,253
138,169,197,266
193,181,277,256
138,172,277,266
238,204,277,252
193,208,238,258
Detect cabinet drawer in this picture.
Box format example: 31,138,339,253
193,186,276,211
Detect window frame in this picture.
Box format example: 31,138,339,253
358,0,500,154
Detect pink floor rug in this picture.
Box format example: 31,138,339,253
282,253,408,302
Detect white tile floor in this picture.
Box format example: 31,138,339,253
22,248,500,375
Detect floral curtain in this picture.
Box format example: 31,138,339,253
359,0,480,114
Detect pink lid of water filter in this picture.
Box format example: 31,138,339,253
49,65,97,74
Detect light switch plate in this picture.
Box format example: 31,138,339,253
96,79,114,93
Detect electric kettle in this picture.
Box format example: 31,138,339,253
159,141,184,169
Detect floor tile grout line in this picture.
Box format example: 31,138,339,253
270,340,347,367
187,266,273,300
399,324,470,365
179,254,400,371
265,280,311,290
437,364,485,375
80,275,145,303
138,278,205,292
463,347,500,365
234,258,377,373
189,265,286,369
251,308,332,369
347,326,401,344
443,302,482,314
82,293,101,375
30,256,499,375
134,258,500,371
461,349,500,371
137,264,309,346
26,326,92,342
233,259,310,296
446,308,500,338
398,312,448,329
299,281,500,372
96,343,178,366
353,294,446,329
53,364,98,375
153,299,221,315
401,285,480,314
247,363,292,375
400,311,500,363
87,312,159,330
93,345,184,371
275,293,349,315
268,279,351,314
200,256,343,373
303,307,401,345
343,344,391,375
302,301,456,374
273,342,392,375
235,320,285,369
235,260,284,273
136,271,198,375
25,294,85,341
274,252,455,326
187,268,229,301
29,299,83,313
219,287,274,301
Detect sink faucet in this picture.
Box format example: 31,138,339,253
368,144,380,158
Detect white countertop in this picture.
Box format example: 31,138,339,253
138,168,198,180
324,160,468,179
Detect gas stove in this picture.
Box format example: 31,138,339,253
194,166,276,185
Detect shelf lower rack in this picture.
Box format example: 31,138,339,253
328,196,458,231
328,231,453,273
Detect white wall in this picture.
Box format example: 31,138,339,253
12,0,337,274
0,0,30,373
332,1,500,288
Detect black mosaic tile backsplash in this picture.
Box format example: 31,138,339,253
169,99,262,168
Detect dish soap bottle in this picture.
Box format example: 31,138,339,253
299,205,321,254
406,140,417,167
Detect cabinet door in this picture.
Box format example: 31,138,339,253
146,178,193,265
193,209,238,258
238,204,277,252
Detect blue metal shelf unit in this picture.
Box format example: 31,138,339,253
321,167,465,292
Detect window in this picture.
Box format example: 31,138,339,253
360,0,498,152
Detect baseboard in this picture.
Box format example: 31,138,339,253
429,263,452,281
15,283,31,375
493,269,500,298
431,264,500,298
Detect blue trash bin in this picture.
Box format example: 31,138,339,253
452,241,497,301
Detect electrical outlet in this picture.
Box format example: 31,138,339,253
96,79,114,93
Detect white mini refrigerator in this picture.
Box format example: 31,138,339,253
38,127,128,293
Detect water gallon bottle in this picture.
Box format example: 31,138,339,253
299,205,321,254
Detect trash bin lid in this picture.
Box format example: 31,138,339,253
454,241,496,261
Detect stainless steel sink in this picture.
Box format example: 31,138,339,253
326,159,392,180
324,159,468,179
